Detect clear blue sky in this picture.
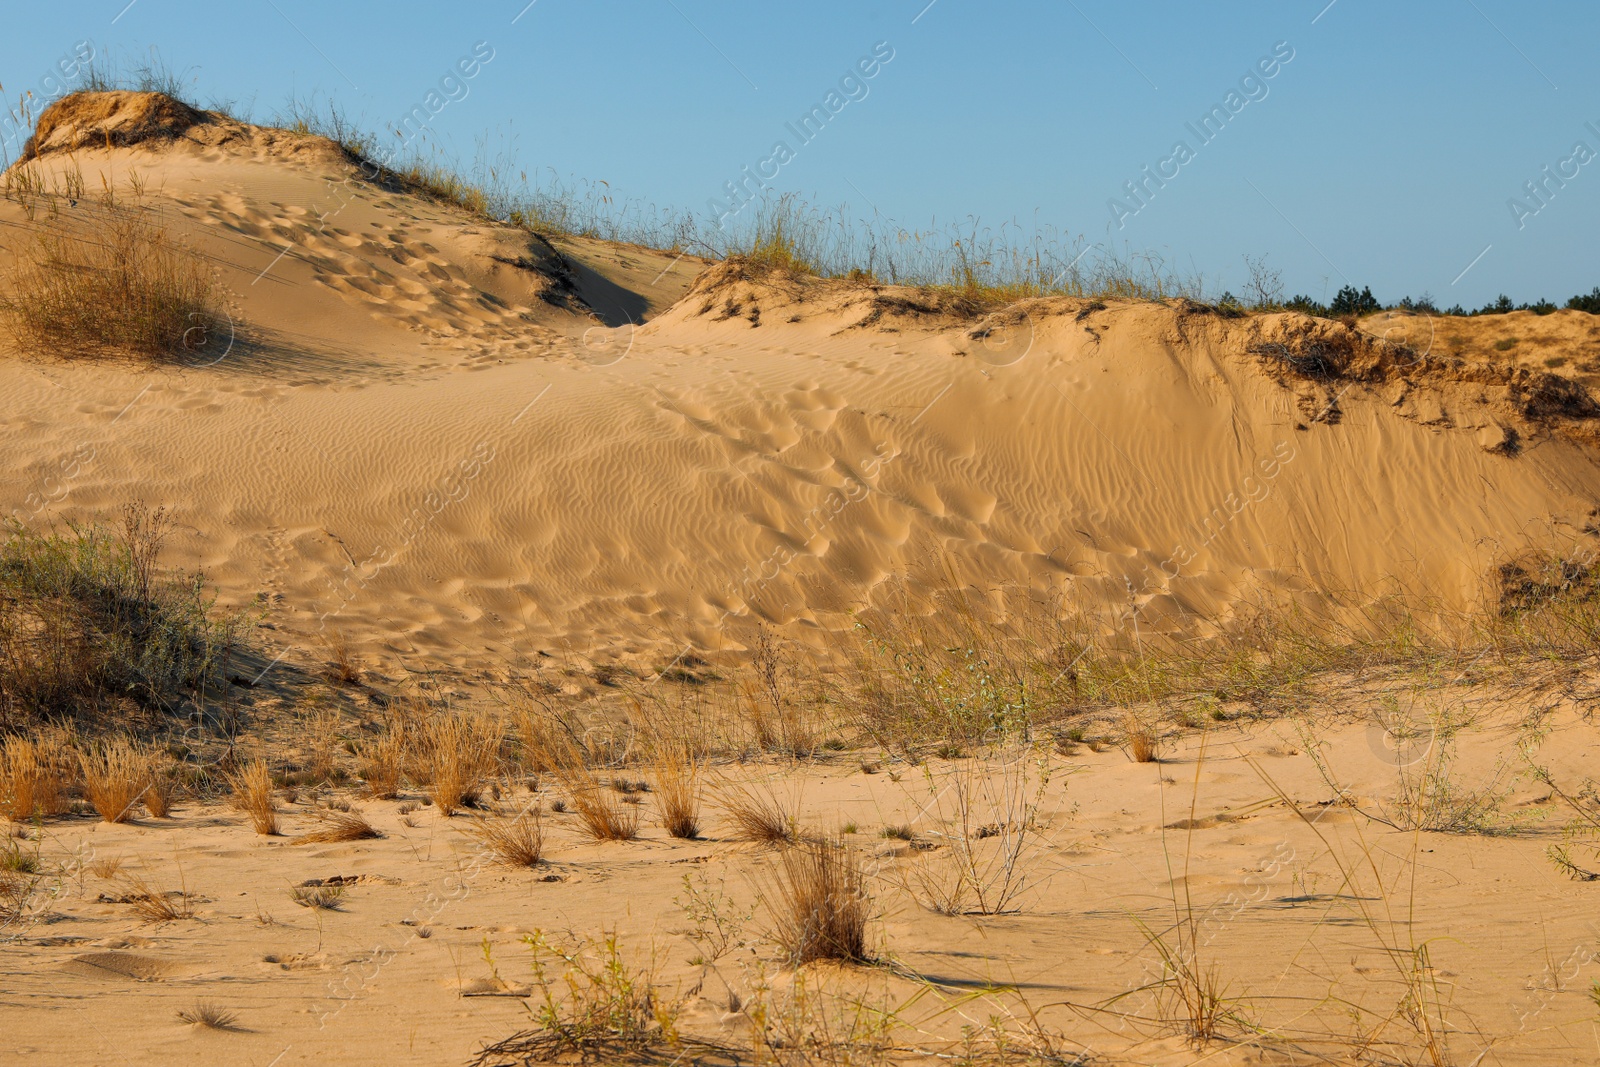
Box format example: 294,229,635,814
3,1,1597,307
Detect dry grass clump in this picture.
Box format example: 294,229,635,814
1126,716,1161,763
120,870,194,922
569,779,641,842
653,745,701,840
357,727,406,799
0,735,70,821
416,713,501,816
465,810,545,867
766,836,871,964
718,781,800,846
176,999,239,1031
295,809,382,844
226,759,278,836
143,763,174,818
290,884,344,910
321,628,362,686
0,180,225,362
78,739,153,823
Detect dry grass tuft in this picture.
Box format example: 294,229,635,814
0,735,69,822
653,745,701,840
1126,716,1161,764
417,713,501,816
718,781,800,846
321,628,362,686
88,855,124,880
176,999,239,1031
569,779,641,842
295,809,382,844
357,728,406,799
226,759,278,836
143,763,174,818
78,739,153,823
766,836,871,964
290,884,344,910
0,182,225,362
465,810,545,867
120,870,193,922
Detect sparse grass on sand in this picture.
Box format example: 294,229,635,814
119,870,194,923
0,503,240,728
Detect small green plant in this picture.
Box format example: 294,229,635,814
0,504,242,727
471,930,682,1065
675,870,753,967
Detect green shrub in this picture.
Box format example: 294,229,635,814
0,504,242,727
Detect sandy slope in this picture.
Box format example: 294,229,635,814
2,92,1600,684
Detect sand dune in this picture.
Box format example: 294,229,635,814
4,105,1600,681
7,91,1600,1067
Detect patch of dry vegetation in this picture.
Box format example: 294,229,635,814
0,504,241,729
464,810,545,867
78,739,154,823
766,836,871,964
295,808,381,844
226,759,278,836
412,710,501,816
0,735,70,821
0,173,227,363
717,780,800,846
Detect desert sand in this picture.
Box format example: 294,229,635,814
3,92,1600,1066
